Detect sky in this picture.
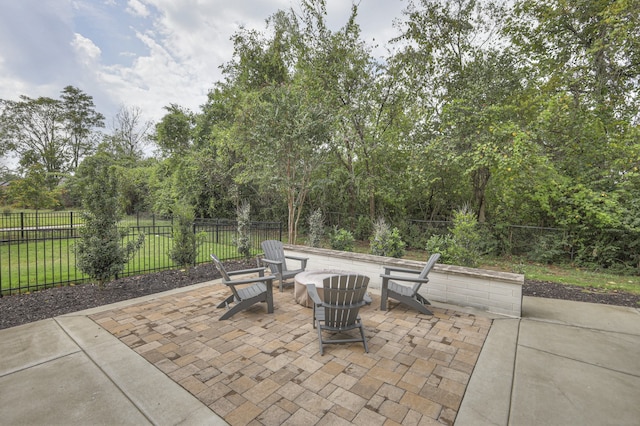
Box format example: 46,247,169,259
0,0,408,130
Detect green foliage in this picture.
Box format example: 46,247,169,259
401,221,451,251
426,207,482,267
354,216,372,241
526,232,567,264
60,85,105,169
3,0,635,274
370,218,406,258
236,201,251,258
307,208,324,248
75,158,144,287
169,204,200,268
1,87,104,186
154,104,194,157
330,227,355,252
6,164,59,209
113,163,154,215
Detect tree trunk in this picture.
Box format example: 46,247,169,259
472,167,490,223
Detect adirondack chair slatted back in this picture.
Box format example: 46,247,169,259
210,253,275,320
322,274,369,329
411,253,441,294
261,240,287,274
210,254,239,299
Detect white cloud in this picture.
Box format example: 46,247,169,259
126,0,150,18
71,33,102,65
0,0,406,128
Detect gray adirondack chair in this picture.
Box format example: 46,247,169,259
307,274,370,355
260,240,308,292
210,254,275,321
380,253,441,315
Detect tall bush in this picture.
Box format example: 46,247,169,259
330,227,355,252
426,206,482,267
236,200,251,258
75,159,144,288
169,204,199,268
370,217,406,258
307,208,324,247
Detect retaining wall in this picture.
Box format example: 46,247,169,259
283,245,523,318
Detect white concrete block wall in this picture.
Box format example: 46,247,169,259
284,245,523,318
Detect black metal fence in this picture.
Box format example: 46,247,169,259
406,219,640,271
1,215,282,296
406,219,568,254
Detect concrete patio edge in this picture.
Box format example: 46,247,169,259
54,279,229,425
455,318,519,425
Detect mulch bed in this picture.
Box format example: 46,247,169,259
1,260,638,330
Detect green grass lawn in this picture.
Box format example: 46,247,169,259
4,227,639,296
0,238,85,292
387,247,640,296
0,232,258,294
480,257,640,295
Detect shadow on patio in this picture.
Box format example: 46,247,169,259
92,280,492,425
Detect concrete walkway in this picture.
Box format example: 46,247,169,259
457,297,640,426
1,284,639,425
0,284,227,425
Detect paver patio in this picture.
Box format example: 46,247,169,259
91,280,492,425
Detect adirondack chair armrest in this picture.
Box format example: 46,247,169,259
260,258,284,268
224,275,276,287
380,274,429,284
382,265,422,275
226,267,267,277
285,255,308,269
306,284,323,305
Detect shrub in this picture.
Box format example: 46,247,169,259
307,208,324,248
169,204,201,269
354,216,372,241
425,206,482,267
75,161,144,288
370,217,406,258
236,200,251,258
526,232,567,264
330,227,355,252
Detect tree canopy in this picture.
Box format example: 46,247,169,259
2,0,639,271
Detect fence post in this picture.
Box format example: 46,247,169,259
70,211,73,229
20,212,25,239
509,226,513,255
192,222,197,266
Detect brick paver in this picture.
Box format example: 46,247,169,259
91,280,491,425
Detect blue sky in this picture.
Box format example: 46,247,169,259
0,0,406,130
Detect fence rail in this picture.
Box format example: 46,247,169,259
0,211,176,232
1,217,282,296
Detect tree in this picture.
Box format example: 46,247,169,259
0,95,68,189
219,6,334,243
74,154,144,288
501,0,640,250
6,164,57,209
393,0,525,222
239,82,331,244
106,105,153,160
153,104,194,158
507,0,640,121
0,87,105,187
60,86,105,168
113,162,155,215
300,1,407,224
